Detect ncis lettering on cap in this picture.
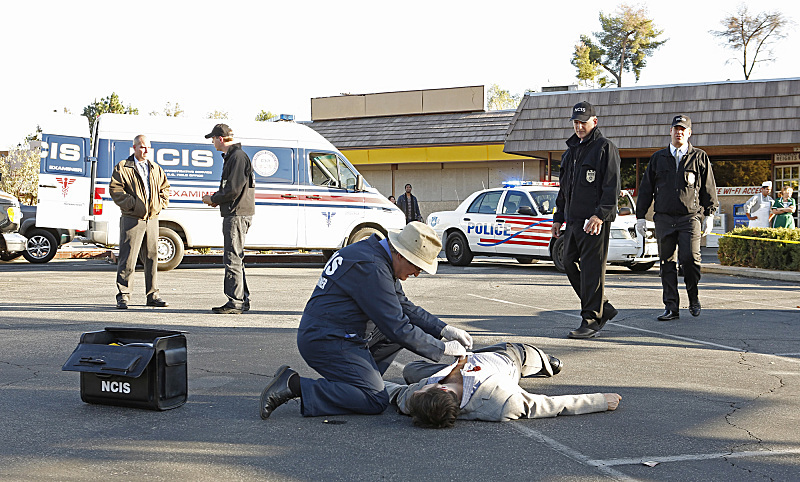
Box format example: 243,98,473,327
570,101,596,122
671,115,692,129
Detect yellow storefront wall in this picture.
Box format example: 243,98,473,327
341,144,528,165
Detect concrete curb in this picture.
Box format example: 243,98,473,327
702,263,800,283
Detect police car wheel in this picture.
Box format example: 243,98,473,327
157,227,184,271
22,228,58,263
626,261,656,272
550,236,566,272
445,232,473,266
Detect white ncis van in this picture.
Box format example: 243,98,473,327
35,113,404,269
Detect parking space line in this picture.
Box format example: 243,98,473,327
510,423,636,481
634,287,800,311
466,293,800,364
589,448,800,467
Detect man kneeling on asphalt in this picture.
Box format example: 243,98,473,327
385,342,621,427
259,222,473,419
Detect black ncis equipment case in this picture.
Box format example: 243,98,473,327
62,327,187,410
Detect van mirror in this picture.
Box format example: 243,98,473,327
355,175,364,192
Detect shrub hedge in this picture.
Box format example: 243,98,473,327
717,227,800,271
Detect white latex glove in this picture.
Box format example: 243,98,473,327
440,325,473,350
635,219,647,237
443,340,467,357
702,215,714,236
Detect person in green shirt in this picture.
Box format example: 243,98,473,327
771,186,796,229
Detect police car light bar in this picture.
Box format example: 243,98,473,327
502,180,560,187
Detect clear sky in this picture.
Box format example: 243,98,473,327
1,0,797,149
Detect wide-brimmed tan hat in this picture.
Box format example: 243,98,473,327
387,221,441,275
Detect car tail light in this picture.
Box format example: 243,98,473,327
93,187,104,215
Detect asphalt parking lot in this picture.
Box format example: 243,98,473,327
1,256,799,481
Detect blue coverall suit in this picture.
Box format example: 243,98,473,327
297,235,446,417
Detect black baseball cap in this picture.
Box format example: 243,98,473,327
671,115,692,129
204,123,233,139
570,101,596,122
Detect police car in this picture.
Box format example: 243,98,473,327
426,181,658,271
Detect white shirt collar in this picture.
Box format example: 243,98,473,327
670,144,687,157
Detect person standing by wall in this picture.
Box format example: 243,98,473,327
202,124,255,314
771,185,796,228
636,115,718,321
551,101,621,339
396,183,422,224
109,134,170,309
744,181,773,228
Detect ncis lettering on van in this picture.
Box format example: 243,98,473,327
35,113,405,270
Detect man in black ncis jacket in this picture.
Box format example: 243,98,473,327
635,115,718,321
552,101,621,339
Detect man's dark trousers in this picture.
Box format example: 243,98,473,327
655,213,702,312
222,214,251,308
562,221,611,322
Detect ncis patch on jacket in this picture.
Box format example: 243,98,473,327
316,251,356,290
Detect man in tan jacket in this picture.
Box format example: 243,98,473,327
109,134,170,309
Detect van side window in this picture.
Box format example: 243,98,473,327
310,153,359,190
467,191,502,214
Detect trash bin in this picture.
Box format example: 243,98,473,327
733,203,748,228
62,327,187,410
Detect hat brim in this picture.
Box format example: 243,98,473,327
387,230,438,275
672,122,691,129
570,114,592,122
204,132,215,139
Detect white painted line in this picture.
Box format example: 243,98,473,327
590,448,800,467
621,286,800,311
467,293,800,364
612,323,745,351
510,423,636,481
467,293,581,319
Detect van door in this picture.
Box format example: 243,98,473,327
302,152,364,248
37,134,92,230
245,146,299,247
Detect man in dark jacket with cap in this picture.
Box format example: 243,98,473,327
258,222,474,419
202,124,256,314
635,115,718,321
552,101,621,339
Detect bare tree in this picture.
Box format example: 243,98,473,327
710,4,793,80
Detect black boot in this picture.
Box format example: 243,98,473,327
260,366,299,419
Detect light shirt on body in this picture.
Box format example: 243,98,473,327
425,352,518,409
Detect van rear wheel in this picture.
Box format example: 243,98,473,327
348,227,383,245
157,227,184,271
